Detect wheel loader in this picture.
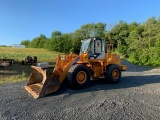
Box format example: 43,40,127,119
24,37,127,99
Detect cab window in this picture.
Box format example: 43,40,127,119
95,40,102,53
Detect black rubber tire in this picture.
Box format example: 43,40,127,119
67,64,90,89
21,61,24,65
10,60,14,64
105,64,121,84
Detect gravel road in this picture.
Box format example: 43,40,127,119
0,60,160,120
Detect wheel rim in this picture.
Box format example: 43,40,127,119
76,71,87,84
112,69,119,79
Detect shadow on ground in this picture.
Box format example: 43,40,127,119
46,74,160,98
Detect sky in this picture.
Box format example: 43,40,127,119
0,0,160,46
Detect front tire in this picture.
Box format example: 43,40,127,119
67,64,90,89
105,64,121,84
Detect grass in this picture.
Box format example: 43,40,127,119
0,47,61,84
0,47,60,62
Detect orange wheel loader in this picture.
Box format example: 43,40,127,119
24,37,127,99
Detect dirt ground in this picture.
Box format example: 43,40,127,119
0,60,160,120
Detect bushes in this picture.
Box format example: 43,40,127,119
107,17,160,66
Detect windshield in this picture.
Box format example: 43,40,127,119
80,38,91,53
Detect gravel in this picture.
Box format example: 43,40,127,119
0,60,160,120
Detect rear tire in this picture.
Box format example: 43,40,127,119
105,64,121,84
67,64,90,89
21,60,24,65
10,60,14,64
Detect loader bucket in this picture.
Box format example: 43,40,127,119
24,66,60,99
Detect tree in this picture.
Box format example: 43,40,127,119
50,31,62,51
71,30,83,53
59,33,73,53
106,20,129,56
95,22,106,38
51,31,62,38
79,22,106,39
20,40,30,48
30,34,47,48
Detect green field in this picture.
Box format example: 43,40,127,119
0,47,61,84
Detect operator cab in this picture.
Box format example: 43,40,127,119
80,37,105,59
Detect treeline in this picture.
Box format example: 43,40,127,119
21,22,106,53
21,17,160,66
